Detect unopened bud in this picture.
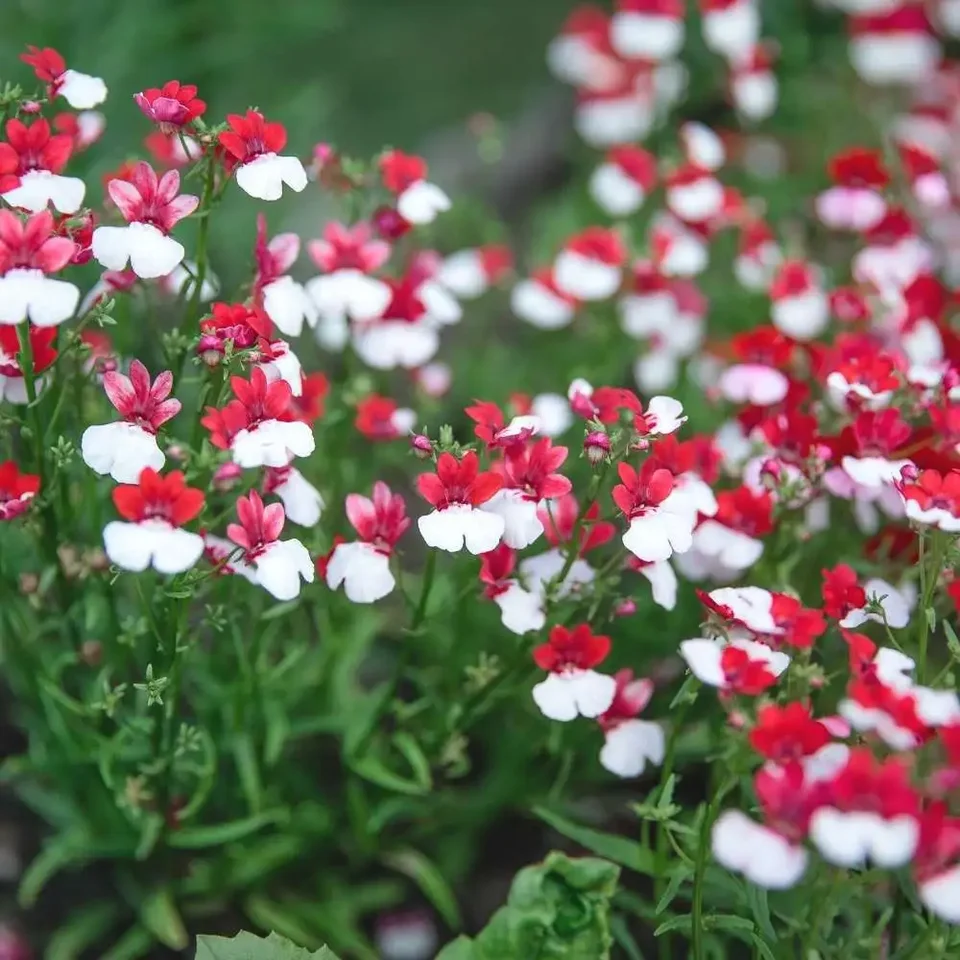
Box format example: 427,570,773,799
584,431,611,465
18,573,39,596
632,436,650,452
0,925,31,960
20,100,42,115
166,444,187,463
614,598,637,617
197,333,224,367
759,458,782,488
411,434,433,459
727,709,748,730
372,205,412,241
899,463,919,483
213,462,243,491
80,640,103,667
84,548,109,573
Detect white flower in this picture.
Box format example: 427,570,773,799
235,154,308,201
809,809,918,869
493,582,545,635
712,811,808,890
93,222,186,279
325,541,395,604
306,270,392,322
532,670,617,722
60,70,108,109
0,268,79,327
250,539,314,601
81,422,164,484
418,503,504,555
104,519,204,575
262,276,318,338
397,180,451,224
481,490,544,550
231,420,315,468
600,720,665,778
2,170,85,214
353,321,439,370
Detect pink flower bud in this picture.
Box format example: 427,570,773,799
727,709,748,730
584,430,611,465
760,458,782,488
20,100,42,115
0,926,31,960
372,205,412,241
410,434,433,459
615,598,637,617
197,333,224,367
632,437,650,452
213,462,243,491
166,444,187,463
899,463,919,483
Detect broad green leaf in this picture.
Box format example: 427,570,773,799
196,931,341,959
169,809,287,849
533,807,654,875
383,847,461,929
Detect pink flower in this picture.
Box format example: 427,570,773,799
322,482,409,604
81,360,181,483
93,162,199,279
227,490,314,600
416,451,505,554
103,468,205,574
254,214,316,338
532,624,617,721
598,670,664,777
379,150,451,225
218,111,307,201
0,461,40,521
0,118,84,213
133,81,206,131
0,210,79,327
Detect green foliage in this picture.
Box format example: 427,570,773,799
436,852,620,960
196,931,341,960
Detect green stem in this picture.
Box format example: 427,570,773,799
551,465,608,594
692,778,733,960
410,550,437,632
917,531,945,683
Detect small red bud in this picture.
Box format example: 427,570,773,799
167,444,187,463
899,463,919,483
197,334,224,367
584,431,611,465
20,100,42,115
411,434,433,459
632,436,650,452
372,205,412,241
614,598,637,617
213,462,243,491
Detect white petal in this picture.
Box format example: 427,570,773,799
128,223,185,279
531,393,572,437
437,250,487,298
353,321,439,370
921,867,960,923
679,638,725,687
600,720,665,778
622,510,693,563
254,539,314,600
569,670,617,718
712,812,808,890
60,70,108,109
236,153,308,201
231,419,315,468
511,279,575,329
104,520,156,572
532,674,579,722
610,13,684,60
640,560,678,610
0,269,78,327
589,164,645,217
420,279,462,325
772,290,829,341
809,809,871,867
326,541,394,603
397,180,451,225
493,582,545,635
2,170,85,214
150,527,205,575
460,506,506,555
81,422,164,483
482,489,543,550
274,469,324,527
263,276,317,338
868,816,918,868
554,251,621,301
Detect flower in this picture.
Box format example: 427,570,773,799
531,624,616,722
0,118,84,213
511,267,580,330
201,367,315,468
0,210,79,327
379,150,451,225
321,482,410,603
227,490,314,600
263,465,324,528
897,468,960,532
0,324,57,404
598,670,664,777
0,461,40,521
133,81,206,131
253,215,317,338
416,451,504,554
435,245,513,299
218,110,307,201
610,0,685,62
711,808,809,890
20,46,107,109
679,637,790,695
479,543,546,635
769,260,828,341
103,468,205,574
589,145,658,217
93,162,199,279
355,395,416,441
553,227,626,301
81,360,181,483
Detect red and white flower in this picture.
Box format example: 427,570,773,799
840,577,915,629
511,267,579,329
589,145,658,217
0,210,79,327
201,367,315,468
840,409,913,489
379,150,451,225
532,624,617,722
680,636,790,694
435,245,513,299
849,6,940,86
305,221,391,322
700,0,760,62
227,490,314,601
665,164,725,224
0,118,84,213
816,147,889,232
712,808,808,890
355,394,416,441
770,260,829,341
103,468,205,574
913,805,960,923
416,451,504,554
691,486,772,574
81,360,180,483
0,324,56,403
610,0,685,62
93,162,198,279
897,468,960,531
253,216,316,339
0,461,39,521
554,227,626,301
480,544,546,635
218,111,307,201
598,670,664,777
21,46,107,109
322,482,409,604
730,46,779,123
263,465,324,528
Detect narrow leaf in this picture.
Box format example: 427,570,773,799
168,808,287,849
533,806,655,875
383,847,461,930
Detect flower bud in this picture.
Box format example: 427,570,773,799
213,462,243,491
80,640,103,667
0,925,31,960
614,598,637,617
411,434,434,459
166,444,187,463
584,430,611,465
631,436,650,452
84,548,109,573
759,458,782,489
372,205,412,241
899,463,919,483
197,333,224,367
20,100,42,115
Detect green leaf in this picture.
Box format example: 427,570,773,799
349,755,430,796
233,733,265,814
655,870,687,915
944,619,960,660
750,934,778,960
533,807,655,875
196,931,341,959
610,915,645,960
168,808,287,849
704,915,755,934
744,883,776,942
654,914,692,937
435,937,475,960
392,732,432,791
18,832,89,907
259,599,302,621
101,925,154,960
383,847,461,929
47,902,121,960
138,888,188,950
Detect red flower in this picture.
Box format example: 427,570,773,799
0,325,58,378
0,461,40,521
102,360,181,433
612,459,674,519
112,468,204,526
828,147,889,188
288,372,329,425
713,486,774,538
201,367,293,450
719,645,780,696
228,490,284,557
0,209,76,275
499,438,571,500
749,703,831,764
20,46,66,85
822,565,867,620
0,118,73,186
345,481,410,551
218,110,287,167
134,81,206,131
416,451,503,509
379,150,428,194
355,395,411,441
533,624,611,673
479,542,517,596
